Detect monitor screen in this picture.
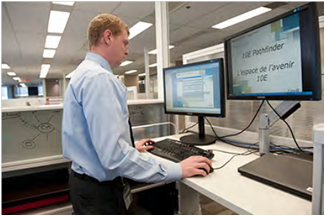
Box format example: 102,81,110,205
225,3,321,100
28,87,38,96
163,59,225,117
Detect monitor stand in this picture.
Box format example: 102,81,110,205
180,116,216,146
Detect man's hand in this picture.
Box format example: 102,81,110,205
179,156,212,178
135,139,155,152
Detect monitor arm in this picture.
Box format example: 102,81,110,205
259,101,301,155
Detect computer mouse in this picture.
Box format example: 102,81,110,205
199,164,214,175
144,140,155,146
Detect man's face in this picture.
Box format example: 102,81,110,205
109,29,129,68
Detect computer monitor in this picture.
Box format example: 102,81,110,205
225,3,321,101
28,87,38,96
163,59,225,145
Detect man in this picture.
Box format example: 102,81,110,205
62,13,212,214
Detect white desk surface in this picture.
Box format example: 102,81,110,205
150,135,312,215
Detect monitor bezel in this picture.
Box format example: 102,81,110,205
225,3,321,101
163,58,226,117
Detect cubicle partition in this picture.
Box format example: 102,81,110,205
1,100,174,214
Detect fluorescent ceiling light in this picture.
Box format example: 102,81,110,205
212,7,271,29
7,72,16,76
45,35,61,49
52,1,75,6
20,83,27,87
40,64,51,78
48,10,70,33
149,63,157,67
13,77,20,81
2,64,10,69
66,70,75,78
125,70,137,74
148,45,175,55
129,21,153,40
120,60,133,67
138,73,146,76
43,49,56,58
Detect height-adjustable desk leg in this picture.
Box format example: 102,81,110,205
177,182,201,214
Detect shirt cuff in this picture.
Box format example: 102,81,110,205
165,162,182,182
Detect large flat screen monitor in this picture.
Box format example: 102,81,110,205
225,3,321,100
163,59,225,145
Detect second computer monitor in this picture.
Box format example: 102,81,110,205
225,3,321,101
163,59,225,145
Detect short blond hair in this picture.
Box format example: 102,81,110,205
87,13,129,49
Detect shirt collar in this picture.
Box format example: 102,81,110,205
85,52,112,73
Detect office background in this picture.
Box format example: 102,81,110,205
2,2,323,141
1,2,324,214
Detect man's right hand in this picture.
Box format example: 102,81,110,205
179,156,213,178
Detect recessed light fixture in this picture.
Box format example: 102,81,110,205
212,7,271,29
125,70,137,74
129,22,153,40
20,83,27,88
45,35,61,49
148,45,175,55
7,72,16,76
149,63,157,67
2,64,10,69
120,61,133,67
48,10,70,33
138,73,146,76
40,64,51,78
13,77,20,81
52,1,75,6
43,49,56,58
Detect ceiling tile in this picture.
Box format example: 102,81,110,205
187,2,269,29
74,2,121,13
2,8,22,71
5,2,50,34
113,2,154,20
170,2,229,26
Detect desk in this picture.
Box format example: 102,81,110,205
148,135,312,215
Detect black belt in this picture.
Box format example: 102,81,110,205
71,170,123,186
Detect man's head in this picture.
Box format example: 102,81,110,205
88,14,129,68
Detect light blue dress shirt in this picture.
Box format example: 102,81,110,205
62,52,182,183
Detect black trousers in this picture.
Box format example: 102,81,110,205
69,170,127,215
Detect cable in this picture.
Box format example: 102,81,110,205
213,150,257,170
219,100,265,139
204,117,259,149
181,122,198,134
270,147,313,154
270,142,313,154
266,100,304,153
208,148,249,155
204,114,311,155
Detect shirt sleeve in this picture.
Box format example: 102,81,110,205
82,73,182,183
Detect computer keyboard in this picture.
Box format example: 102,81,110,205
148,138,214,162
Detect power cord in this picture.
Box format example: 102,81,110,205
266,100,304,153
204,116,311,154
181,122,198,134
212,149,257,170
204,116,259,149
219,100,265,139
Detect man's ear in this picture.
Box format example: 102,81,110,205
103,29,113,45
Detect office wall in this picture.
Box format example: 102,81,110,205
2,103,169,164
45,79,61,97
124,75,139,92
